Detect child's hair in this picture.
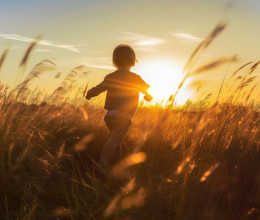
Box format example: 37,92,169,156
113,44,136,68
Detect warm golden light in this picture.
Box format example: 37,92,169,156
134,59,191,105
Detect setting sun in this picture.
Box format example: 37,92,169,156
135,60,191,105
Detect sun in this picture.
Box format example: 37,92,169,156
134,59,191,105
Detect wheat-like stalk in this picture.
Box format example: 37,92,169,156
168,21,228,106
0,47,9,74
16,36,41,84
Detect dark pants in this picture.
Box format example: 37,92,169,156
99,114,131,167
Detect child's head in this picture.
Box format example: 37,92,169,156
113,44,136,69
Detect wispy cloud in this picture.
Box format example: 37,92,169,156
0,33,86,53
135,39,165,46
173,33,203,42
79,57,114,70
86,64,114,70
119,32,167,46
35,49,50,53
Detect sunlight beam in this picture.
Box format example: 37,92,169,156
134,59,191,106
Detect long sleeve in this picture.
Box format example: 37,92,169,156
86,81,107,99
137,76,150,94
136,76,153,101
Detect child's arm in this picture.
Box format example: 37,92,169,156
143,91,153,102
86,81,107,100
137,76,153,102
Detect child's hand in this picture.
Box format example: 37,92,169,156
144,94,153,102
85,93,91,100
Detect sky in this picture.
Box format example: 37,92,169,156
0,0,259,104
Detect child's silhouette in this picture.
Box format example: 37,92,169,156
86,44,152,176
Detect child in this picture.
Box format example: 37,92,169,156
86,44,152,174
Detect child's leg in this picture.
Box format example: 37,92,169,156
112,141,129,165
99,132,119,169
99,115,131,168
110,143,121,166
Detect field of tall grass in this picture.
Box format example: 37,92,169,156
0,22,259,219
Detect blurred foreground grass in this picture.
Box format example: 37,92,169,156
0,100,259,219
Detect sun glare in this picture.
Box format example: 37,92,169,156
134,60,191,106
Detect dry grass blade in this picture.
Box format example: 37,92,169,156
11,59,56,100
204,22,227,48
79,107,88,120
183,21,227,73
25,59,56,82
235,75,243,81
82,83,88,97
216,55,238,102
120,187,146,210
236,76,258,92
246,83,258,101
48,65,88,103
19,36,41,70
74,134,94,151
183,40,206,73
188,80,205,89
57,142,65,159
200,163,219,182
248,60,260,75
175,157,191,175
192,57,237,75
248,83,258,94
54,72,62,78
244,76,258,84
53,207,71,217
237,76,258,91
16,36,41,84
121,178,136,193
230,61,253,79
169,21,227,106
104,194,120,217
111,152,147,179
168,75,188,103
0,47,9,73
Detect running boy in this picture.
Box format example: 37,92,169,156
86,44,152,172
